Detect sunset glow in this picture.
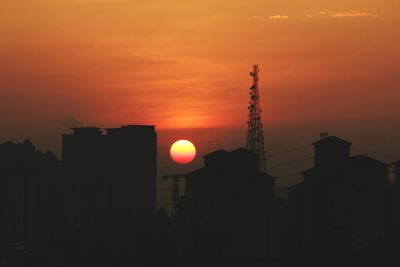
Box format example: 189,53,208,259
0,0,399,164
1,0,399,134
1,2,400,248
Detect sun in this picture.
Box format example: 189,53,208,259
170,140,196,164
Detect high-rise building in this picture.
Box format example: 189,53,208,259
288,134,394,264
0,140,60,251
62,125,157,228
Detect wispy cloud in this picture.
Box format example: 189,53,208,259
330,11,378,18
268,14,289,20
319,10,379,18
251,14,289,20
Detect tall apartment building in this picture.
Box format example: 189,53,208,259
62,125,157,228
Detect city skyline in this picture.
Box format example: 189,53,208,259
0,130,398,266
1,1,400,266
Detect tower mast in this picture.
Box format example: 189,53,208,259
246,65,266,172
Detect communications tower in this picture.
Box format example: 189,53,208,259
246,65,266,172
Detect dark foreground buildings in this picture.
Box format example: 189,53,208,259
0,130,400,267
0,125,165,266
62,125,157,229
60,125,161,266
287,135,397,266
173,135,400,267
174,148,289,266
0,140,61,263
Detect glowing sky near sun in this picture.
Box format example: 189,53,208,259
0,0,399,152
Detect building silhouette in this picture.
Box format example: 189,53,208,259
395,161,400,259
0,140,60,253
175,148,289,267
62,125,157,230
60,125,159,266
287,135,395,266
1,129,400,266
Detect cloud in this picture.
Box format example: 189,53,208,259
251,14,289,20
330,11,378,18
305,14,313,18
268,14,289,20
319,10,379,18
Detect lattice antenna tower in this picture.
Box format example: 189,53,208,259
246,64,266,172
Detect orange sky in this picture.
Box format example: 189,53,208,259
0,0,399,156
1,0,400,207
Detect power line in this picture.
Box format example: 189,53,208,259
267,145,312,158
268,156,313,170
353,146,400,159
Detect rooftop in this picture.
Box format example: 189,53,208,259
313,136,352,146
